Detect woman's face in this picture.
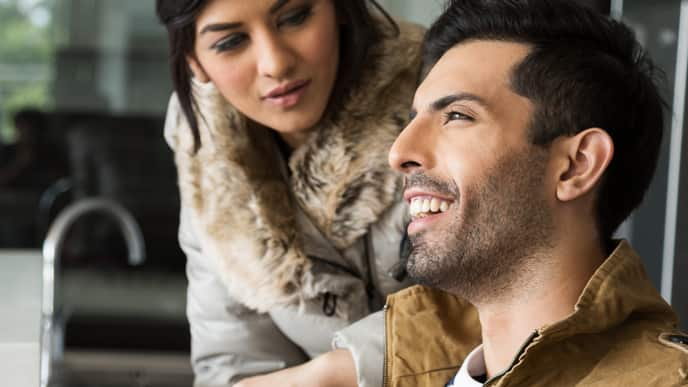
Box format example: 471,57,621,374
191,0,340,147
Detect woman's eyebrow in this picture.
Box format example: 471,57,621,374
269,0,291,14
200,22,242,35
199,0,292,35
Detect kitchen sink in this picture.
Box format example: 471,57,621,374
46,268,193,387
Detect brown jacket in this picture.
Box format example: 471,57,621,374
384,241,688,386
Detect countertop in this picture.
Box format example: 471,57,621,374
0,249,42,387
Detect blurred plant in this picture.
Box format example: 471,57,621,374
0,0,54,142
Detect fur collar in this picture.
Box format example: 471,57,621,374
167,22,424,312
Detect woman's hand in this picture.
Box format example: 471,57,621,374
235,349,357,387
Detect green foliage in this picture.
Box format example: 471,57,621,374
0,0,54,141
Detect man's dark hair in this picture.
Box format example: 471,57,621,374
424,0,666,243
156,0,397,153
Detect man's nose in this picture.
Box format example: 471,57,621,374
388,117,435,173
256,33,296,80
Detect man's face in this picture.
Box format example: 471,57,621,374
389,40,556,301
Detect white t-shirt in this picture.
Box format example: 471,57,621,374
446,345,487,387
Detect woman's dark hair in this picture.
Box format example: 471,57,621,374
156,0,397,152
423,0,666,244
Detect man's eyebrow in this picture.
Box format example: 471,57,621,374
430,93,489,112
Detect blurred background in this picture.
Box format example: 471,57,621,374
0,0,685,386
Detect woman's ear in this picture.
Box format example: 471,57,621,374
186,55,210,83
555,128,614,202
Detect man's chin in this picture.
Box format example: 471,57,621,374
406,246,454,289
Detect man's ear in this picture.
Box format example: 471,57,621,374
555,128,614,202
186,55,210,83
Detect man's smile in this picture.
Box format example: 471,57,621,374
408,195,453,218
405,189,456,234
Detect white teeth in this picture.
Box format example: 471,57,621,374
440,201,449,212
409,197,452,217
421,199,431,213
409,199,420,217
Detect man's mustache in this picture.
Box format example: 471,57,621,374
404,173,458,197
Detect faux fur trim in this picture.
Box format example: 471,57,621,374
167,22,424,313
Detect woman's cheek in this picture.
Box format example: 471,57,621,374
212,63,254,105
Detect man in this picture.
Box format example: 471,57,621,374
384,0,688,386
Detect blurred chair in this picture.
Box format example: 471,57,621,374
62,112,183,271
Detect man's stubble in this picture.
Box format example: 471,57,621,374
407,147,555,304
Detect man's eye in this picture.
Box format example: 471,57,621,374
443,111,473,124
278,7,313,28
212,34,247,52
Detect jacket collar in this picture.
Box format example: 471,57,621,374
168,22,424,313
539,240,676,340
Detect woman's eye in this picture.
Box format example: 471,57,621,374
278,7,312,28
212,34,247,52
444,111,473,124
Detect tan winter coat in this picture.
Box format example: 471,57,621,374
384,241,688,386
164,22,425,387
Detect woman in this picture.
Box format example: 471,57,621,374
156,1,423,386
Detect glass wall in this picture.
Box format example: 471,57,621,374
51,0,170,114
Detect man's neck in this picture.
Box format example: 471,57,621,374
475,239,607,379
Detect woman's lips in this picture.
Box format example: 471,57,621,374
263,80,311,108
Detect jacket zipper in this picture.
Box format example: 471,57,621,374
364,230,384,309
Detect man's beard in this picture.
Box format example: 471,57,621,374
407,148,554,304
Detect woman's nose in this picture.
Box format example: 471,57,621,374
256,33,296,80
388,116,435,174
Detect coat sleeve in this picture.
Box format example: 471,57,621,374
181,196,310,386
165,93,309,386
332,310,385,387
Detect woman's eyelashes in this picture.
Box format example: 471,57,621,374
212,33,248,53
278,6,313,28
211,6,314,54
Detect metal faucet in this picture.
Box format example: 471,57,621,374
39,198,146,387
